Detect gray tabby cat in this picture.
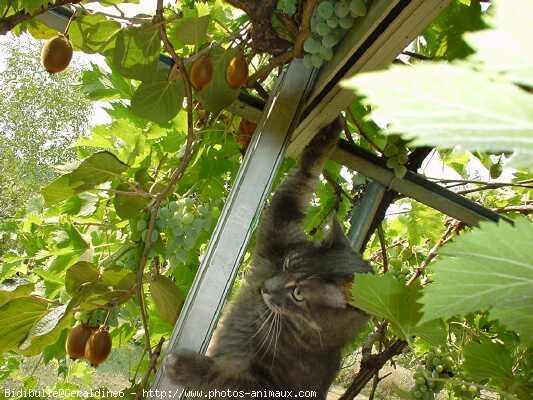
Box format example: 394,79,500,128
166,119,372,399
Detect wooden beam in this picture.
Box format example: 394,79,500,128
287,0,452,157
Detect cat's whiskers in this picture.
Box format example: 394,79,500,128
251,309,274,340
271,313,283,366
255,312,277,358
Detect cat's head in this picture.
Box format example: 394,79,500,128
260,219,372,350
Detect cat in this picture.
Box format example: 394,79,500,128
165,118,372,399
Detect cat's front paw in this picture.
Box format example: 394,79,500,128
164,351,213,386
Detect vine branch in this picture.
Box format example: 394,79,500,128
0,0,83,35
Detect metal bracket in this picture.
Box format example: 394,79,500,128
150,59,317,397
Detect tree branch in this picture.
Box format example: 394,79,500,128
339,340,407,400
246,0,319,86
0,0,83,35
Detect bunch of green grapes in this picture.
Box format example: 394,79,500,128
411,347,455,400
384,134,409,178
303,0,368,68
157,198,212,267
452,383,479,399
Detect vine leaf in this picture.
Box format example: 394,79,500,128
19,303,70,354
462,340,513,387
0,279,34,307
465,0,533,87
65,261,100,295
0,296,49,352
130,76,185,124
341,63,533,168
41,151,128,206
168,15,211,47
112,23,162,81
69,15,121,56
420,218,533,345
349,273,445,345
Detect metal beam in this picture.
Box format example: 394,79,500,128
333,140,504,227
287,0,452,157
348,182,387,252
150,60,317,397
36,7,265,123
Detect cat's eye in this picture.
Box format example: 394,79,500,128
291,286,304,302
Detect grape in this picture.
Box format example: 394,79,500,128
303,53,314,68
326,16,339,28
159,207,171,220
468,385,478,394
339,16,355,29
384,143,398,157
304,36,322,53
322,31,342,48
151,229,159,243
315,22,331,37
386,157,398,169
350,0,367,17
182,212,194,225
319,46,333,61
311,53,324,68
169,201,178,212
317,1,335,19
335,1,350,18
393,167,406,178
397,152,408,164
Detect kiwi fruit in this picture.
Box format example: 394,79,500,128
237,119,257,148
41,34,73,73
225,50,248,89
84,326,112,367
66,323,94,360
190,55,213,91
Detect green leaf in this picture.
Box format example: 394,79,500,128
0,297,48,352
101,266,136,291
81,63,134,101
20,0,48,14
168,15,211,46
420,217,533,344
0,279,34,307
69,15,122,55
465,0,533,87
195,45,240,113
463,340,513,386
113,183,150,219
65,261,100,295
341,63,533,168
112,24,161,81
150,275,184,325
350,273,443,344
19,303,70,354
41,151,128,205
130,76,185,124
421,0,485,60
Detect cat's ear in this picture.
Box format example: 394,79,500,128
324,217,352,249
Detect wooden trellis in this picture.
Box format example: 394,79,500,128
38,1,506,399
